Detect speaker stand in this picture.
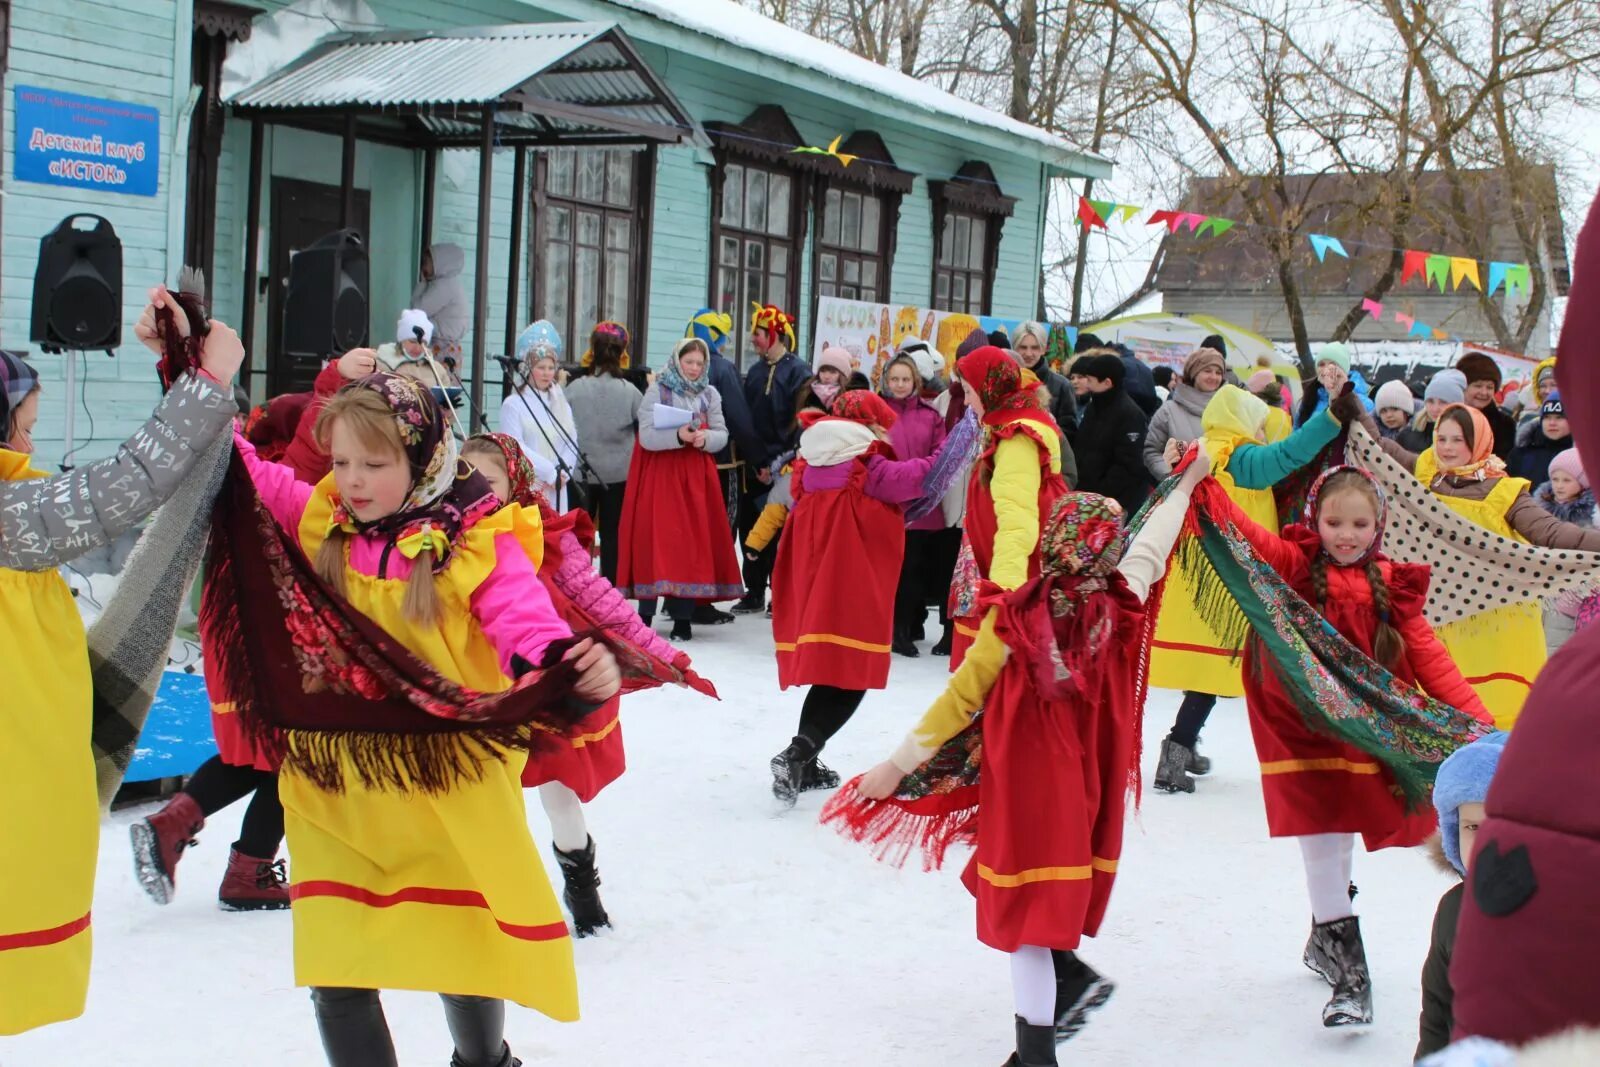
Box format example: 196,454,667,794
61,350,78,471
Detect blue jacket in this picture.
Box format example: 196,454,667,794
1298,368,1376,427
708,352,760,467
742,351,812,467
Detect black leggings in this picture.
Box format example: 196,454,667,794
310,987,507,1067
1168,691,1217,749
894,530,938,636
796,685,867,753
586,480,628,586
927,527,963,626
183,756,284,858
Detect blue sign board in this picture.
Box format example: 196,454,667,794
13,85,159,197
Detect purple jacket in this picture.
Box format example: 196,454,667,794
884,394,948,530
799,450,936,509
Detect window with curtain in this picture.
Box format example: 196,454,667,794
933,209,990,315
816,186,888,303
535,148,645,352
712,160,798,367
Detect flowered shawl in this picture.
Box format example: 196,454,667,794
200,382,593,795
1345,421,1600,626
658,337,711,397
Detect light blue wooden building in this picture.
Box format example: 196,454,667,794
3,0,1108,467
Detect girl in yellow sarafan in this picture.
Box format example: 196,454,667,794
0,295,240,1035
1364,403,1600,728
231,370,620,1066
1148,384,1346,793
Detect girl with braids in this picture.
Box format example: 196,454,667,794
1194,464,1491,1029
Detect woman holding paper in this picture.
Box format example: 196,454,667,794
617,337,745,640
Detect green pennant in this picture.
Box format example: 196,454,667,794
1196,217,1236,238
1425,253,1451,293
1088,199,1117,222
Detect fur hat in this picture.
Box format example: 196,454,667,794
1315,341,1352,374
1456,352,1503,388
1548,448,1587,490
1434,732,1511,876
1375,378,1418,414
396,308,434,346
817,346,854,379
1425,368,1469,404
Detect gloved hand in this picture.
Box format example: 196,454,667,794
1329,382,1363,425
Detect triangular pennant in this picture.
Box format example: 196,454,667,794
1361,298,1384,318
1116,204,1142,224
1431,328,1449,341
1401,249,1429,286
1196,217,1236,238
1088,199,1117,221
1487,261,1512,296
1178,212,1207,233
1409,318,1433,338
1505,264,1532,299
1309,234,1349,262
1449,257,1482,291
1147,210,1178,230
1394,312,1415,330
1425,254,1452,293
1077,196,1107,229
1064,326,1079,350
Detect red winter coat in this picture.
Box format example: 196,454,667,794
1219,497,1490,850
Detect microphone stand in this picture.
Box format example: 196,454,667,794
495,355,609,505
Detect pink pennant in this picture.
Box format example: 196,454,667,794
1178,212,1207,233
1361,299,1384,318
1393,312,1414,330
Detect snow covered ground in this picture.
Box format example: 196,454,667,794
4,619,1451,1066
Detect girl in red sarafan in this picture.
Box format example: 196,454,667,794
1196,463,1492,1029
767,389,967,806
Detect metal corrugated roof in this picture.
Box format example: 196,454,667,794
229,23,702,146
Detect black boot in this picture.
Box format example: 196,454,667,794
800,755,841,793
1303,884,1361,984
1187,744,1211,776
891,631,920,657
930,625,952,657
770,736,815,808
1153,738,1196,794
692,604,734,625
449,1043,520,1067
1316,916,1373,1026
731,593,765,614
1050,950,1115,1042
670,620,693,642
551,837,611,937
1002,1016,1058,1066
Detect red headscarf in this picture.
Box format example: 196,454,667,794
956,345,1054,431
796,388,898,434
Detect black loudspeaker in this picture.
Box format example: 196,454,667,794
31,214,122,352
284,229,368,358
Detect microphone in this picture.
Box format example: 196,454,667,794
492,354,519,368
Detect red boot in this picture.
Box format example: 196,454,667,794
129,792,204,905
218,848,291,911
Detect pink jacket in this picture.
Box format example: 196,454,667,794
884,394,948,530
237,432,571,675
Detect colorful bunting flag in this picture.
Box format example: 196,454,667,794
1174,212,1204,233
1088,199,1116,222
1196,217,1236,238
1361,299,1384,318
1309,234,1349,262
1432,328,1449,341
1409,319,1433,338
1077,196,1107,229
1504,263,1532,299
1116,204,1142,223
1425,254,1452,293
1394,312,1414,330
1146,210,1178,230
1401,250,1429,286
1449,257,1482,291
1487,262,1513,296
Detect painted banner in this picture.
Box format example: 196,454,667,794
813,296,1023,387
14,85,160,197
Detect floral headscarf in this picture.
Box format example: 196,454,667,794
582,321,630,370
468,431,543,510
955,345,1049,428
659,337,711,397
831,389,897,431
327,373,496,569
1433,403,1508,483
1305,465,1388,566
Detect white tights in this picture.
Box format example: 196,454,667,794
1298,833,1356,923
1009,945,1057,1026
538,782,590,853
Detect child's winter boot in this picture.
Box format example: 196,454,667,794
218,848,291,911
770,736,816,807
450,1041,520,1067
800,755,841,793
552,837,611,936
1050,950,1115,1041
129,792,205,905
1003,1016,1058,1066
1153,738,1196,793
1187,744,1211,775
1317,916,1373,1026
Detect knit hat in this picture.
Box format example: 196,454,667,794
817,346,854,379
1181,346,1226,387
1375,378,1417,414
0,350,39,430
1541,392,1565,419
956,327,990,361
1434,731,1511,875
987,328,1011,349
1200,333,1228,359
1315,341,1352,374
1425,368,1469,404
516,320,562,364
898,339,943,384
1074,353,1125,386
1548,448,1587,489
1456,352,1503,388
396,308,434,346
1245,368,1277,392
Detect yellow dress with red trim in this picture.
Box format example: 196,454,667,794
1146,430,1281,697
1413,450,1546,730
284,486,577,1018
0,450,97,1034
947,420,1066,670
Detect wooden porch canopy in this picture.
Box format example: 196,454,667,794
226,22,703,417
